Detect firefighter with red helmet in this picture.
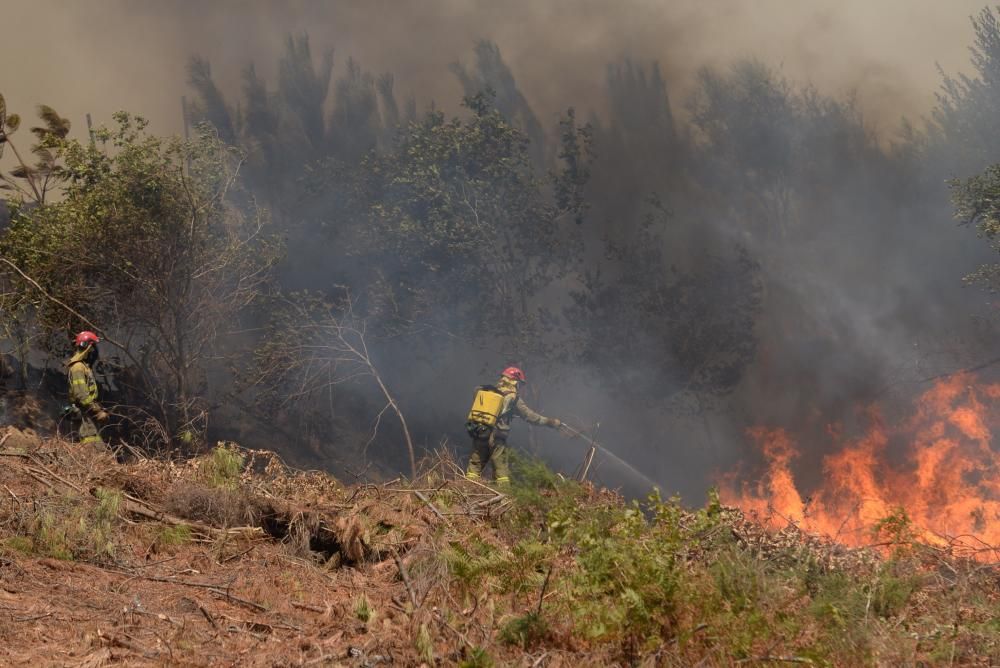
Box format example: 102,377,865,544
66,331,109,445
464,366,565,485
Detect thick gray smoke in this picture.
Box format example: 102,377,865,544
3,1,998,501
0,0,987,138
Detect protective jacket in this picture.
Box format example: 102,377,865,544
490,376,551,432
67,347,104,444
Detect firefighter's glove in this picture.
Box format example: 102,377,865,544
94,409,110,423
548,418,561,428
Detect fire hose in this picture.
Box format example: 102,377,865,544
560,423,659,490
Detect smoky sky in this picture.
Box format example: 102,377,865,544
0,0,990,144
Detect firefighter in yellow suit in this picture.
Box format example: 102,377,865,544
67,331,109,445
465,366,564,486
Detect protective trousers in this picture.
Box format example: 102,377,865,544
465,431,510,485
76,414,103,445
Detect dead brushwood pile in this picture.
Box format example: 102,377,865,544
0,429,998,667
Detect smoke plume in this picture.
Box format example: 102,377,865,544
4,0,1000,504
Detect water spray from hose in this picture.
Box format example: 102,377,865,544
561,422,660,492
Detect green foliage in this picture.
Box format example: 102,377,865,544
561,497,681,644
3,536,33,555
499,611,548,649
951,163,1000,291
567,223,762,405
415,622,435,664
458,646,494,668
278,34,333,154
353,592,374,623
442,514,557,607
1,111,279,445
868,568,919,619
0,93,70,204
505,454,585,536
8,489,123,561
443,536,504,595
872,506,917,556
32,510,75,560
451,41,545,163
91,487,122,558
428,459,978,664
202,444,245,490
156,524,193,547
345,90,589,359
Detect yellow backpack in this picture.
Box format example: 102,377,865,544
466,386,505,435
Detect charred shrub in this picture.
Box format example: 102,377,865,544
165,481,267,528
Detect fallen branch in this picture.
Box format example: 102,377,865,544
198,602,219,631
393,552,418,609
102,633,158,659
97,489,215,534
735,657,814,665
0,449,32,458
220,545,256,564
22,469,54,490
412,490,449,524
536,565,553,616
107,566,271,613
226,613,302,633
3,484,18,503
102,489,261,541
110,570,227,589
14,611,52,623
130,608,182,627
471,494,505,510
209,587,268,613
28,457,84,493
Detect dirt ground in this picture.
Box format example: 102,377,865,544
0,431,515,667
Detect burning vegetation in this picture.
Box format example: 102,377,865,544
722,373,1000,561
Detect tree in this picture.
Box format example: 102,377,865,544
566,204,762,409
241,91,591,471
278,33,334,155
248,290,417,477
0,94,71,205
344,92,590,362
951,162,1000,290
451,41,546,165
329,58,381,163
0,113,279,446
0,95,73,386
688,60,801,244
933,7,1000,174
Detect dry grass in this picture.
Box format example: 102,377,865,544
0,430,997,666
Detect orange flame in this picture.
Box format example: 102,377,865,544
720,373,1000,560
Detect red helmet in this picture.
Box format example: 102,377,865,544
74,331,100,348
501,366,526,382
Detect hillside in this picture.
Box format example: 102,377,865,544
0,428,998,667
